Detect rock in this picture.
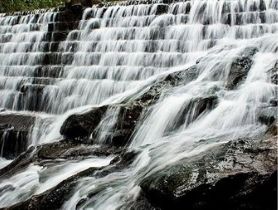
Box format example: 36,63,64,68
0,140,118,179
60,106,108,140
5,167,102,210
259,106,277,136
124,193,159,210
170,96,218,130
19,84,46,111
0,113,35,131
269,61,278,85
109,102,145,146
140,136,277,210
155,4,169,15
0,146,35,179
0,113,35,159
60,66,200,146
3,149,137,210
258,107,277,126
269,98,278,107
226,47,258,89
60,102,143,146
36,140,119,160
266,123,277,136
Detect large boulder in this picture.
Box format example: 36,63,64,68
60,102,145,146
140,136,277,210
60,106,108,140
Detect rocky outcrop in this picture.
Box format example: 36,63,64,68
0,141,137,210
60,66,200,146
226,47,258,89
0,140,118,178
140,135,277,210
60,102,146,146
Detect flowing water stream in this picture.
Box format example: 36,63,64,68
0,0,277,209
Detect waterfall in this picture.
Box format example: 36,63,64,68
0,0,277,209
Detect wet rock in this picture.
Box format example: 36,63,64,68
226,47,258,89
0,140,125,209
124,192,159,210
269,61,278,85
36,140,119,160
258,107,277,126
61,102,144,146
0,146,35,179
170,95,218,130
106,102,145,146
269,98,278,107
74,151,139,208
155,4,169,15
5,167,102,210
4,149,136,210
60,66,200,146
0,113,35,131
140,136,277,210
0,113,35,159
0,140,118,179
266,123,277,136
19,84,46,111
60,106,108,140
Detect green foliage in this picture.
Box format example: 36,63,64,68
0,0,64,13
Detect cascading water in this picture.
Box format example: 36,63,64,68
0,0,277,209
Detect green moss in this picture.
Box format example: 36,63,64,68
0,0,64,13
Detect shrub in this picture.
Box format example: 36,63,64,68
0,0,64,13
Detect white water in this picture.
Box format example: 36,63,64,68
0,156,113,207
0,0,277,209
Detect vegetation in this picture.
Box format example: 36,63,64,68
0,0,64,13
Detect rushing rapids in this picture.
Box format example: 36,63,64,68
0,0,277,209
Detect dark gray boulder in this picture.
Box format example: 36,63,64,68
60,102,145,146
140,135,277,210
60,105,108,140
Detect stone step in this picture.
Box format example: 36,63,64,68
47,21,80,32
0,65,63,78
43,32,69,42
224,11,278,26
0,112,36,159
0,41,60,53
